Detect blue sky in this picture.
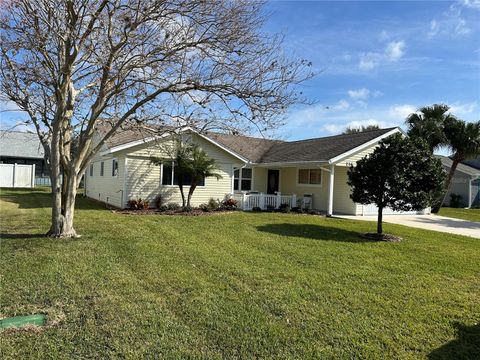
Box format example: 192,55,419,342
1,0,479,141
264,0,480,140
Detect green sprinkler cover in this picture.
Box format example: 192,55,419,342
0,314,46,329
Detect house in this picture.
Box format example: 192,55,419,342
437,155,480,208
85,126,427,216
0,131,50,185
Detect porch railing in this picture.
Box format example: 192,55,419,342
232,192,297,211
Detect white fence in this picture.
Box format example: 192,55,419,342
0,163,35,188
232,192,297,211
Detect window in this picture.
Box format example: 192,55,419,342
234,168,252,191
298,169,322,185
162,162,205,186
112,159,118,176
100,162,104,176
89,163,94,177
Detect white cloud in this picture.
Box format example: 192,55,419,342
385,41,405,61
462,0,480,9
388,104,417,120
331,99,350,111
359,52,381,70
455,18,471,35
359,40,406,70
379,30,389,41
348,88,370,100
427,20,439,38
448,101,477,115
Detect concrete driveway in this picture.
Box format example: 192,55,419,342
337,214,480,239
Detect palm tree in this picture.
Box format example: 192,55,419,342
150,141,192,209
406,104,453,152
185,145,223,209
432,118,480,212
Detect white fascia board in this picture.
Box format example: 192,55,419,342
328,127,401,165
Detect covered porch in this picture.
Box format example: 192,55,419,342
232,162,355,215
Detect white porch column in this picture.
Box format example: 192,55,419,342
327,164,335,216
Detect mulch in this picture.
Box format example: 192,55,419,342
115,209,236,216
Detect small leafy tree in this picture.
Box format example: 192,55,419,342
343,124,380,134
151,142,222,210
347,134,444,236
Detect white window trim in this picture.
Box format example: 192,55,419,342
296,168,323,187
112,158,119,177
234,167,253,192
161,161,206,188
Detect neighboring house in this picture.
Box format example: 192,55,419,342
86,126,429,216
462,155,480,171
0,131,50,185
437,155,480,208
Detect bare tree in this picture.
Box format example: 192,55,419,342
0,0,312,237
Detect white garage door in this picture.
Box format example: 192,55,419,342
361,203,426,216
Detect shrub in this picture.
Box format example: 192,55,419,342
207,198,220,211
221,197,238,210
199,203,210,212
266,205,275,212
154,194,164,209
127,198,149,210
166,202,180,211
222,198,237,208
279,203,291,213
291,207,303,213
252,206,262,212
450,193,463,208
157,205,168,212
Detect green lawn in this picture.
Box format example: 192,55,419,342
1,189,479,359
439,207,480,222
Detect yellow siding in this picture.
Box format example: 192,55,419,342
126,157,233,206
334,143,378,167
122,134,238,207
332,166,357,214
277,167,329,210
85,155,126,208
252,167,268,193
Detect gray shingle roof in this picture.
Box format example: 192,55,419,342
257,128,397,163
0,131,44,159
204,132,283,163
100,124,399,164
436,155,480,176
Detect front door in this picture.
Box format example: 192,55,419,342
267,170,279,194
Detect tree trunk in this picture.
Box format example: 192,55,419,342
432,158,460,213
178,181,186,209
46,129,78,238
377,205,383,235
187,183,197,209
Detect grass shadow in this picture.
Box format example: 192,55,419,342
256,223,375,243
0,233,46,240
428,323,480,359
0,190,105,211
